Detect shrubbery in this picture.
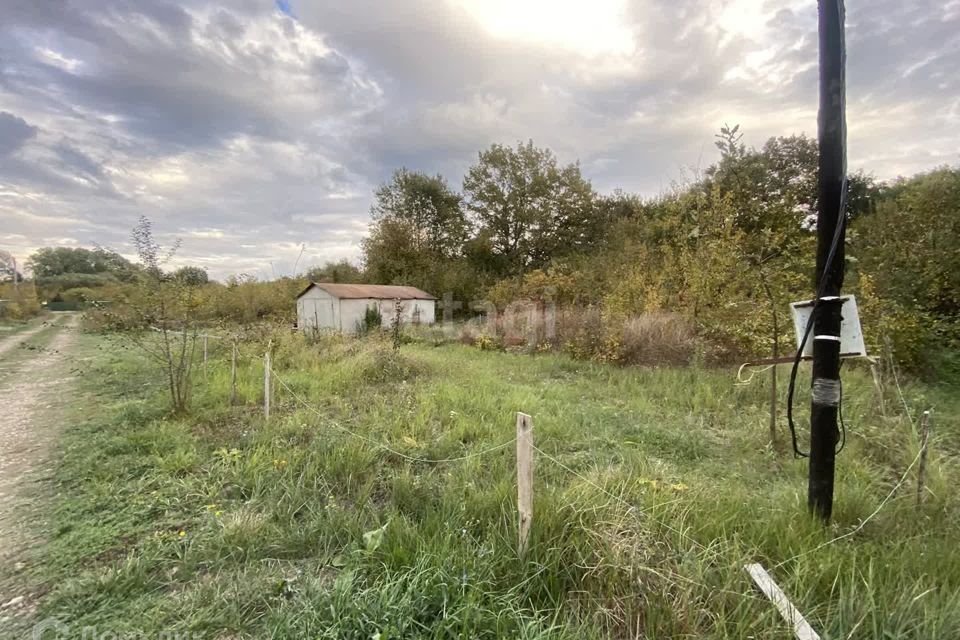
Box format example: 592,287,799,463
20,135,959,376
456,306,697,367
0,281,42,319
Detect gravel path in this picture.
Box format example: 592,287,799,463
0,314,80,623
0,320,52,360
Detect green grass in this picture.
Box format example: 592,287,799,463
18,329,960,638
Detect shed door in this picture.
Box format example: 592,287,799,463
309,297,335,329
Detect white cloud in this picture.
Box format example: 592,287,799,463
452,0,635,56
33,46,83,72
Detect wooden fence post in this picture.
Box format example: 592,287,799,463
869,360,887,418
917,410,932,506
264,348,271,421
230,342,238,406
516,412,534,556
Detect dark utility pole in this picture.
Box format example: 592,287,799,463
808,0,847,522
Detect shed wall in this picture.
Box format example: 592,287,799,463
297,286,338,331
298,286,437,334
339,298,437,333
340,298,376,333
377,299,436,327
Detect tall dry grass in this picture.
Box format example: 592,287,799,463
458,304,696,366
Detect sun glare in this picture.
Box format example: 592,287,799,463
452,0,634,56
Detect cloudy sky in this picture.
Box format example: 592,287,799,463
1,0,957,279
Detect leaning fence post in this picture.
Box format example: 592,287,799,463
230,342,238,406
264,346,272,421
917,409,932,505
516,412,534,556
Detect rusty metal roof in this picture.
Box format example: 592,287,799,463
298,282,437,300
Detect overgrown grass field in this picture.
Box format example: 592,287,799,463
19,328,960,638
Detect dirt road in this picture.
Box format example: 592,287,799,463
0,320,53,360
0,314,80,622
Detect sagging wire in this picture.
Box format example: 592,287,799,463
735,362,775,386
785,174,849,458
770,442,924,572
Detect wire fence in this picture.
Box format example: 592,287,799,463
261,354,753,603
208,335,930,608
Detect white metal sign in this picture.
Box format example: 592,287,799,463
790,295,867,359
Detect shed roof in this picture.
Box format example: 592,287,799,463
298,282,437,300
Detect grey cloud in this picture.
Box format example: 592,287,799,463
0,0,957,278
3,0,379,153
0,111,38,156
53,142,104,180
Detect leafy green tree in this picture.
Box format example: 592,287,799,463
362,217,430,287
173,266,209,286
858,167,960,318
27,247,135,280
370,169,468,260
304,260,364,284
363,169,472,299
855,167,960,369
462,140,600,276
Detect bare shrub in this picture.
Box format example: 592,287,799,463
554,306,606,359
615,312,696,366
499,300,542,348
459,322,480,345
457,302,698,367
458,321,500,350
90,217,202,413
550,307,695,366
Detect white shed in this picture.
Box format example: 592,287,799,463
296,282,437,333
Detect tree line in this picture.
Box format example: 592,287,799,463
7,127,958,374
355,130,958,374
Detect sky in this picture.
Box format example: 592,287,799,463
1,0,958,280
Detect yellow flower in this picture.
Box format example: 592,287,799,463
670,482,689,492
178,530,186,538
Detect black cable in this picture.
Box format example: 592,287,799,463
785,174,849,458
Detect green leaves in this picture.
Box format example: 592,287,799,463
463,140,600,277
363,521,389,552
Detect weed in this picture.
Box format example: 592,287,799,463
356,305,384,335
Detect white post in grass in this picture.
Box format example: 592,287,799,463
203,335,209,380
230,343,238,406
917,409,932,506
264,347,271,421
516,412,534,556
869,359,887,418
744,563,821,640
